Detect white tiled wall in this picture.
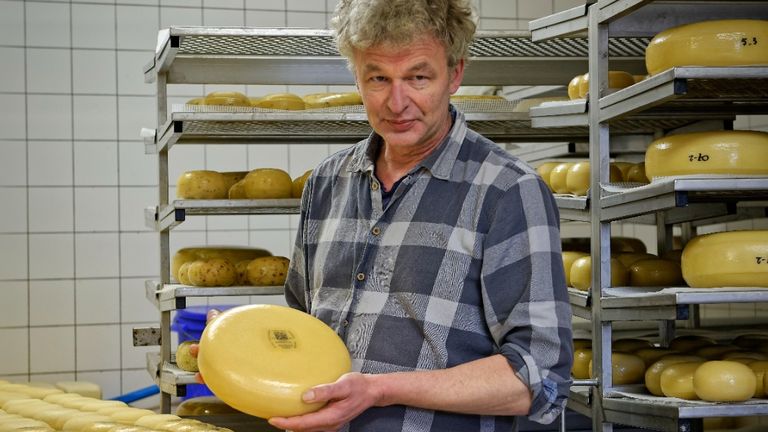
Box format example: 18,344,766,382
1,0,764,403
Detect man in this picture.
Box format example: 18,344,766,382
271,1,572,431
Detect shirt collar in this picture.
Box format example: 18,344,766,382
348,105,467,181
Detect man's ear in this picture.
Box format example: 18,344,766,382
449,59,466,94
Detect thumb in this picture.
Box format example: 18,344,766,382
302,384,335,403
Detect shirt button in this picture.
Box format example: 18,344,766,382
371,226,381,236
342,320,349,326
371,181,380,191
356,272,365,281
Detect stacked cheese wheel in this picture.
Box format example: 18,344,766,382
177,168,310,200
537,161,648,196
172,247,290,287
681,230,768,288
567,70,636,100
645,19,768,75
0,382,231,432
198,304,351,418
187,91,363,110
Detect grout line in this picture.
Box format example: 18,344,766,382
69,0,79,381
114,0,125,395
22,0,31,382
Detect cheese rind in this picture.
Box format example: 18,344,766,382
681,230,768,287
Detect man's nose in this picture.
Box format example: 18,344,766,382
387,81,408,114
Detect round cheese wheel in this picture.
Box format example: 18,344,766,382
645,130,768,180
171,247,271,282
78,422,121,432
187,258,237,287
645,19,768,75
198,304,352,418
589,352,646,385
62,415,113,431
628,259,684,287
176,170,228,200
175,397,240,416
748,360,768,397
220,171,248,191
562,251,588,288
570,256,628,291
133,414,181,429
694,360,756,402
572,348,593,379
612,237,647,254
203,91,250,107
107,408,155,425
614,252,656,269
577,71,635,98
733,333,768,349
645,355,705,396
625,162,649,183
669,335,717,352
246,256,290,286
0,392,29,406
721,351,767,361
681,230,768,287
573,338,592,351
252,93,306,110
303,92,362,109
660,361,703,399
695,344,743,360
175,340,199,372
536,162,560,192
565,162,622,196
613,338,654,353
611,162,634,181
548,162,573,195
292,170,312,198
228,179,246,199
633,347,680,367
567,74,584,100
243,168,293,199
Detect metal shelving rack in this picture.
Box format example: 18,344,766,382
140,26,665,413
530,1,768,431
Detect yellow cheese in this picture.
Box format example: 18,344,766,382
171,247,271,282
645,130,768,180
577,71,636,98
645,355,705,396
246,256,290,286
61,415,113,431
634,347,681,367
203,91,251,107
176,170,229,200
0,392,29,406
292,170,312,198
612,237,647,254
562,251,588,287
660,361,703,399
185,98,204,106
535,162,560,192
628,258,684,287
228,179,246,199
694,360,756,402
243,168,293,199
567,74,584,100
175,340,199,372
186,258,238,287
303,92,362,109
55,381,102,399
175,397,240,416
133,414,182,429
645,19,768,75
625,162,649,183
572,338,591,351
614,252,656,269
107,408,156,425
548,162,573,195
681,230,768,287
569,256,628,291
732,333,768,349
613,338,654,353
669,335,717,352
572,348,593,379
78,400,127,412
198,304,351,418
611,161,634,181
748,360,768,398
78,422,121,432
565,161,622,196
252,93,306,110
695,344,743,360
588,352,646,385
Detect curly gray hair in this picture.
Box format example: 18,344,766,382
330,0,477,68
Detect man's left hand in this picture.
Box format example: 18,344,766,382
268,372,381,432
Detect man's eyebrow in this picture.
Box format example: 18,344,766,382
361,62,435,74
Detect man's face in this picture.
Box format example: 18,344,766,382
352,35,465,153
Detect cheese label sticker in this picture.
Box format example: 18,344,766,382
268,329,297,349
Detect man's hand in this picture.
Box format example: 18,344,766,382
268,372,382,432
189,308,221,384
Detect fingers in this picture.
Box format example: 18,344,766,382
206,308,221,324
194,372,205,385
189,343,199,357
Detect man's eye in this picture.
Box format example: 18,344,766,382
370,76,387,83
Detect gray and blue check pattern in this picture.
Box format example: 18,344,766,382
285,107,573,432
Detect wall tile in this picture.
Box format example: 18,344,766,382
73,50,117,94
74,141,119,186
119,186,157,231
202,8,244,26
169,146,205,183
0,141,26,186
30,326,75,373
0,234,27,280
207,215,248,231
0,187,27,233
117,51,155,96
287,0,324,11
121,369,156,397
160,6,203,28
0,95,27,140
28,187,74,232
117,6,160,50
27,48,71,94
480,0,517,19
0,1,24,46
518,1,553,19
120,277,158,322
161,0,202,6
27,95,73,140
203,0,242,9
245,10,285,27
0,329,28,375
76,278,120,324
286,11,326,27
117,96,155,141
75,233,120,278
76,324,121,370
119,141,158,186
288,144,329,174
0,48,25,93
247,144,288,169
249,214,290,230
74,95,119,140
72,4,117,49
29,280,75,326
26,2,70,48
0,281,28,327
554,0,585,12
120,0,159,5
205,145,249,172
121,323,154,368
248,229,291,257
245,0,285,10
28,233,74,279
207,229,250,245
120,232,159,277
28,141,73,186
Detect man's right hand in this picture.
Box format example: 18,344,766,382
189,308,221,384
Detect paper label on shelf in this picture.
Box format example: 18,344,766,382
604,286,768,298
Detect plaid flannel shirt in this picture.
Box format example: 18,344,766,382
285,107,573,432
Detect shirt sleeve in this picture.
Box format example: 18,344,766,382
284,174,313,313
481,172,573,424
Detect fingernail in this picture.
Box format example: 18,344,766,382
302,390,315,402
